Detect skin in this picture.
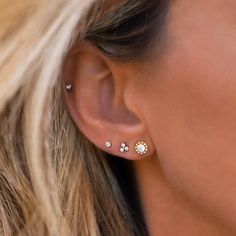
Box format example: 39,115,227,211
63,0,236,235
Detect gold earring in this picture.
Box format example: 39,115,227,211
135,141,149,155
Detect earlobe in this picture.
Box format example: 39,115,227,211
62,41,155,160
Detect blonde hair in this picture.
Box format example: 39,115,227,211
0,0,139,235
0,0,168,235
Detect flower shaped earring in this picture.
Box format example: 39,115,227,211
135,141,149,155
120,142,129,153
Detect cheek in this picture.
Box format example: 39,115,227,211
142,18,236,226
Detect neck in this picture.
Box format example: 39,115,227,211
133,156,231,236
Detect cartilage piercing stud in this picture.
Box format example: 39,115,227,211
65,84,72,92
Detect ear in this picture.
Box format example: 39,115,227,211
61,41,155,160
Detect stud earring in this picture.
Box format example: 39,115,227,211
135,141,149,155
65,84,72,92
120,142,129,153
105,141,112,148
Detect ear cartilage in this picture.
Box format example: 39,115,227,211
135,141,149,155
105,141,112,148
120,142,129,153
65,84,72,92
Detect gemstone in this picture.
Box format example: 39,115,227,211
135,141,148,155
65,84,72,91
120,143,129,153
121,143,126,148
105,141,112,148
136,144,145,153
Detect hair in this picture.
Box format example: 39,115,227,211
0,0,168,235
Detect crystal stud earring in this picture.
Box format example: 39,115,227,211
65,84,72,92
105,141,112,148
135,141,149,155
120,142,129,153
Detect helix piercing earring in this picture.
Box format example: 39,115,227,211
105,141,112,148
65,84,72,92
120,142,129,153
135,141,149,155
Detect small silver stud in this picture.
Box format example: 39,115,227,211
105,141,112,148
65,84,72,92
